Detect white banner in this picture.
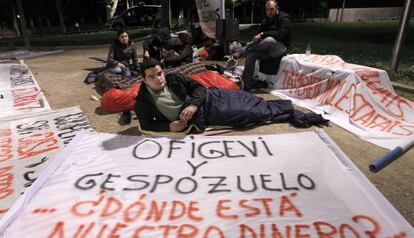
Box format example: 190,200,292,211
195,0,221,38
0,64,51,119
0,107,92,218
263,54,414,150
0,131,412,237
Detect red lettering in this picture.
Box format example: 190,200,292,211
216,199,238,220
239,199,261,218
279,193,302,218
0,166,14,200
17,132,59,160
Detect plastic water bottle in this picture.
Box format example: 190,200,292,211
306,43,311,57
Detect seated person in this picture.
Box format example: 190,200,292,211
233,0,290,91
106,29,140,78
198,38,215,60
162,32,193,68
135,58,328,133
142,27,173,61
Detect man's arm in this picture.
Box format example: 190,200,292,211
163,46,192,66
106,44,118,67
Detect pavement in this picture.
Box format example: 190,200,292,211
19,43,414,226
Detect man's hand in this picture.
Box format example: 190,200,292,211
117,62,126,68
252,33,263,43
179,105,198,124
169,120,187,132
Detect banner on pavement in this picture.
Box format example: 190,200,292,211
264,54,414,150
0,107,92,218
0,131,412,237
0,64,51,119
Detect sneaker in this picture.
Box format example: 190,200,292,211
224,57,238,70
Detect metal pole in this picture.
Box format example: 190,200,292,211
340,0,346,22
391,0,413,72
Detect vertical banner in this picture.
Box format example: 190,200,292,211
267,54,414,150
195,0,222,38
0,131,412,237
0,64,51,119
0,107,92,218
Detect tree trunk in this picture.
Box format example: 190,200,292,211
11,4,21,37
250,0,254,24
106,0,118,21
161,0,171,28
33,0,45,36
16,0,30,49
55,0,67,34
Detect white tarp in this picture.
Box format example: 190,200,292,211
0,64,51,119
0,107,92,218
195,0,221,38
263,54,414,150
0,130,412,237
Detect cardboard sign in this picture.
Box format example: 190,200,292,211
265,54,414,150
195,0,221,38
0,107,92,217
0,130,412,237
0,64,51,119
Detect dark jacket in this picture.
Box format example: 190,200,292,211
106,40,139,69
143,27,173,52
164,44,193,68
135,73,207,132
259,11,291,47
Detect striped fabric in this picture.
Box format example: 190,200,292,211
95,62,208,93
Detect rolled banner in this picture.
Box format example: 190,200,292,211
369,138,414,173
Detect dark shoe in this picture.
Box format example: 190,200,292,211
251,80,268,89
121,111,132,125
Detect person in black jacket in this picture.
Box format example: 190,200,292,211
162,32,193,68
142,27,173,61
135,58,328,133
106,29,139,77
234,0,290,91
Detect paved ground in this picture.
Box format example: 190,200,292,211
23,43,414,226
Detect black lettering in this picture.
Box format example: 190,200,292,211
175,177,197,194
133,139,162,159
201,176,231,193
261,174,282,191
237,175,258,192
124,175,150,191
75,173,103,190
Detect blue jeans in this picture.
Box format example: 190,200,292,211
109,66,132,77
241,37,287,89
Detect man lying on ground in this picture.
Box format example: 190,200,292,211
134,58,328,133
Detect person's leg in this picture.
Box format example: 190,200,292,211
109,66,122,74
241,51,270,90
206,88,293,127
241,37,286,90
121,67,132,77
244,37,285,57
